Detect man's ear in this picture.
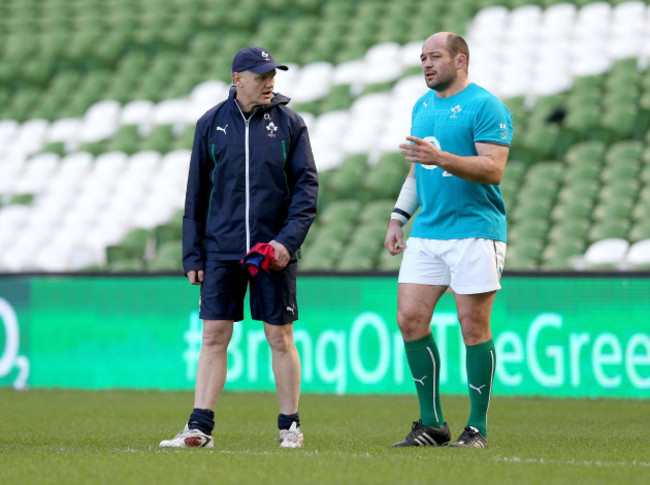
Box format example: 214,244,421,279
456,54,467,70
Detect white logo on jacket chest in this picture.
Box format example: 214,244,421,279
216,124,228,134
266,122,278,137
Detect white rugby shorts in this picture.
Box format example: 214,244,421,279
398,237,507,294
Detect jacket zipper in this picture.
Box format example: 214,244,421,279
244,117,251,253
235,103,253,254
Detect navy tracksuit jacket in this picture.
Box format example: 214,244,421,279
182,86,319,273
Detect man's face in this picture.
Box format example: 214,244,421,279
235,69,276,108
420,37,457,92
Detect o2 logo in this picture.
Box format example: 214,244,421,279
0,298,29,389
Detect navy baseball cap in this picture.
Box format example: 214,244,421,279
231,46,289,74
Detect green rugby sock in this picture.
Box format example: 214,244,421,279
404,334,444,427
465,339,496,437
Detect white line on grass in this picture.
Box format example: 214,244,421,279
495,456,650,469
147,448,650,469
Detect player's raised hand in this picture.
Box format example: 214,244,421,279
399,136,440,166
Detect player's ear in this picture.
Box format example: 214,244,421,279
455,54,467,70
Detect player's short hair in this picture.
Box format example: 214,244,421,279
446,34,469,68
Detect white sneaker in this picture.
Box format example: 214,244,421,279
159,424,214,448
276,421,304,448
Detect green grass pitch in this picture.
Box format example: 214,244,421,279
0,390,648,484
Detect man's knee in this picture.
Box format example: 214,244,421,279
202,320,233,349
265,324,294,353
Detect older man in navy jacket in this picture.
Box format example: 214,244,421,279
160,46,318,449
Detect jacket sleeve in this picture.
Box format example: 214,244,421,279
182,122,211,274
274,115,319,255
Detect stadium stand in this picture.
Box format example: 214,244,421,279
1,0,650,273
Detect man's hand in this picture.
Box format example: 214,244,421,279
384,219,406,255
399,136,441,166
268,240,290,270
187,269,204,285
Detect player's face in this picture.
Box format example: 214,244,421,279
235,69,276,110
420,39,457,92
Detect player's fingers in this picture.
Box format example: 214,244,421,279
405,136,424,145
197,270,204,283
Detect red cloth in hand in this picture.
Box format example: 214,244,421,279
240,242,275,276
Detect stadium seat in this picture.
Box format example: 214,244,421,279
510,197,554,222
317,219,355,244
622,239,650,270
540,238,586,270
587,220,630,243
105,228,153,264
592,199,634,221
628,220,650,243
359,199,395,224
596,104,638,144
580,238,629,270
148,240,183,272
319,199,361,225
564,140,606,166
547,218,590,243
376,248,402,271
597,181,640,204
509,218,550,243
604,140,644,165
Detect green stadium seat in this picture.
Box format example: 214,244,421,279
154,210,184,246
547,219,590,243
148,240,183,272
600,162,639,183
510,197,554,222
328,155,368,197
317,219,354,244
540,238,586,270
597,181,640,204
550,197,593,224
559,104,601,148
592,199,634,221
604,140,644,165
628,220,650,243
596,105,638,144
376,249,402,271
359,199,395,224
319,199,361,225
587,220,630,243
361,152,410,200
108,259,146,273
106,228,153,264
571,74,604,92
140,125,174,152
563,163,601,183
564,140,606,166
504,249,539,271
299,240,342,271
511,123,559,163
336,253,375,271
104,125,141,154
508,219,550,244
526,94,566,127
556,179,600,202
172,125,196,150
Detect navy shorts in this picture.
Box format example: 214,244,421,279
199,260,298,325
